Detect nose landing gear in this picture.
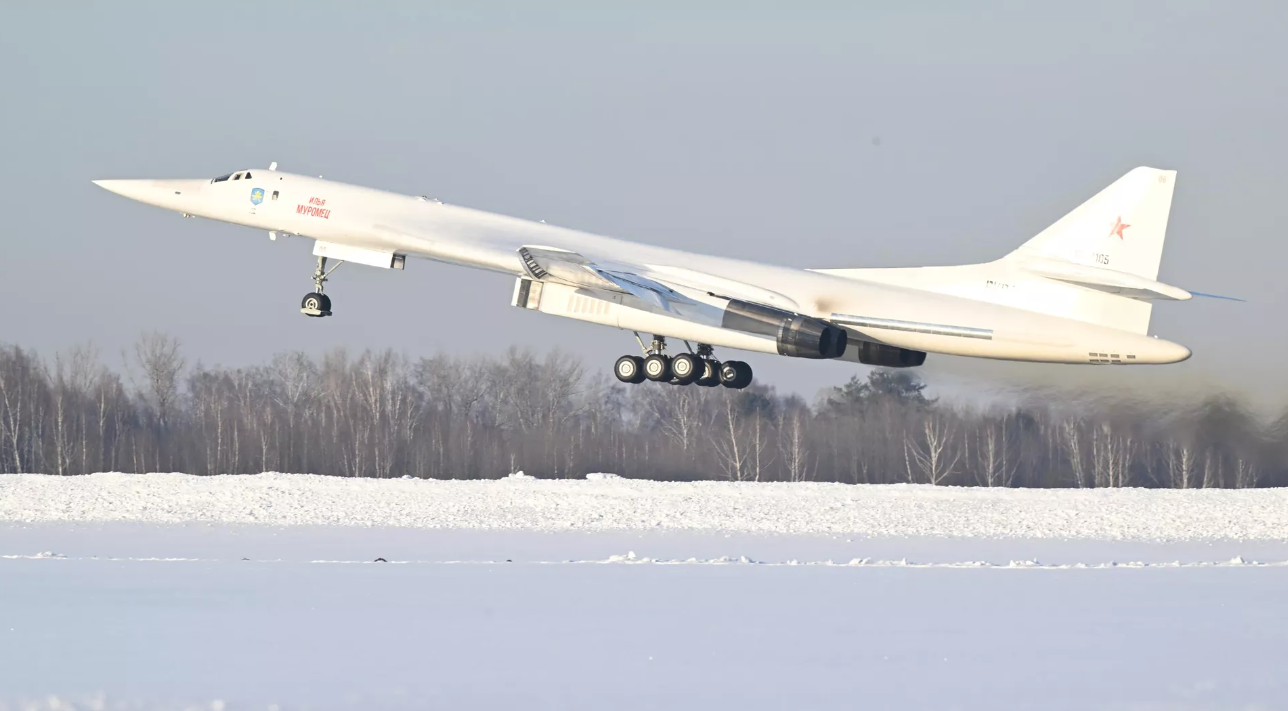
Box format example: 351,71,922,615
613,336,751,389
301,255,342,318
301,292,331,317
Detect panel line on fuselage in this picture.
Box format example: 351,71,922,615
829,314,994,340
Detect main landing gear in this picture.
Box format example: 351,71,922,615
614,336,752,389
301,255,342,318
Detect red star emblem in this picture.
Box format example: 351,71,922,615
1109,216,1130,240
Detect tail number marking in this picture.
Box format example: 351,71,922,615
1075,249,1111,266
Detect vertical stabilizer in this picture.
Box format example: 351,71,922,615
815,167,1182,336
1011,167,1176,280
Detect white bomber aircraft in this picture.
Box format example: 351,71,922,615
94,164,1202,389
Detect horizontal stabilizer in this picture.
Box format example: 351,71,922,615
1189,291,1245,302
1017,256,1192,301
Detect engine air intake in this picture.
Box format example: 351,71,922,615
722,300,847,359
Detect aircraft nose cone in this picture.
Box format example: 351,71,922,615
93,178,204,209
92,179,154,201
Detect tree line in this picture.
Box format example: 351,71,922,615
0,334,1282,487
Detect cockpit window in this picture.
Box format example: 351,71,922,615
211,170,255,184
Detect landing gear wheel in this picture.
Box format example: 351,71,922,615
301,292,332,317
696,360,721,388
719,360,753,389
670,353,702,385
643,354,673,382
614,355,646,384
718,362,739,387
301,255,340,318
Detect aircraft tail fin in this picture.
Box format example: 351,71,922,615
815,167,1183,336
1009,166,1177,280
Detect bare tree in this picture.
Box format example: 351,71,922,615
713,392,750,481
1059,419,1089,489
0,346,46,472
638,383,709,456
1234,457,1259,488
904,410,961,485
133,332,186,430
777,405,813,482
272,351,319,472
1166,438,1199,489
1091,422,1135,488
971,413,1018,487
0,340,1280,488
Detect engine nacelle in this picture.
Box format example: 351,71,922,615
854,341,927,368
721,300,848,359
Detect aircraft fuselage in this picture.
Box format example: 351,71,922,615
93,169,1192,367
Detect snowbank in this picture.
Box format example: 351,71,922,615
1,472,1285,540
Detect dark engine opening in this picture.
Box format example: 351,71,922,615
853,341,927,368
721,300,848,359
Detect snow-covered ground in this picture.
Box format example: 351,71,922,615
2,474,1287,710
4,472,1288,540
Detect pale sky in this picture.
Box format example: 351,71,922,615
1,2,1285,404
